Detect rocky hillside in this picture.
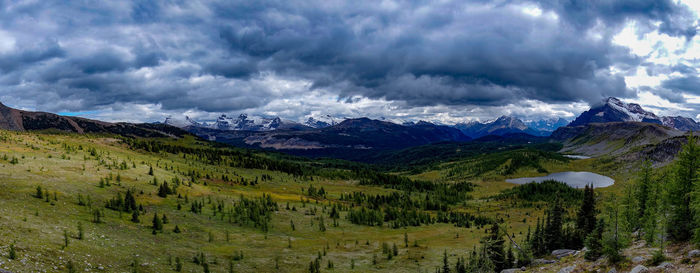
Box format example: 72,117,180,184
0,102,187,138
550,122,687,164
508,240,700,273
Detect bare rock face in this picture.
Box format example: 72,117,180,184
687,249,700,258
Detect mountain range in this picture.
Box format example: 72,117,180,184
0,96,696,163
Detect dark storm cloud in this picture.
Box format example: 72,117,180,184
0,0,696,119
662,75,700,95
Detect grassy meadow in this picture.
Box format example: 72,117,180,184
0,130,634,272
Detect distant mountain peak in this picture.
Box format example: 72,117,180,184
453,115,548,138
304,115,340,128
568,97,699,131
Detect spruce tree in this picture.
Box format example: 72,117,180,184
576,184,596,245
9,243,16,259
35,185,43,199
152,213,163,232
544,200,563,251
77,222,84,240
482,223,506,271
636,161,653,221
584,219,604,261
668,134,698,242
131,210,140,223
442,250,451,273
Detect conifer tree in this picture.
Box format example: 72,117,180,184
77,222,84,240
131,210,140,223
35,185,43,199
63,229,70,248
544,200,563,251
152,213,163,232
576,184,596,245
483,223,506,271
584,219,605,261
8,243,16,259
442,250,451,273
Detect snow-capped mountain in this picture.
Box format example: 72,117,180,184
661,116,700,131
304,115,340,128
569,97,700,131
164,114,307,131
163,115,201,128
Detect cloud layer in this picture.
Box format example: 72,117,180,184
0,0,697,123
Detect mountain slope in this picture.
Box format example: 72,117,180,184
187,117,471,160
0,102,187,138
569,97,700,131
551,122,685,159
454,116,548,138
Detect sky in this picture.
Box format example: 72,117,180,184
0,0,698,124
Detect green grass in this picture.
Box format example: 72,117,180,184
0,131,533,273
0,130,644,273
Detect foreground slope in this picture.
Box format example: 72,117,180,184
0,130,541,273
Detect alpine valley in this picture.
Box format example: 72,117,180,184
0,96,697,273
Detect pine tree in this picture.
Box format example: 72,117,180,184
35,185,43,199
636,161,653,221
442,250,451,273
152,213,163,232
173,225,181,233
584,218,605,261
63,229,70,249
544,200,563,251
482,223,506,271
505,244,514,269
603,199,627,264
8,243,16,259
669,134,698,242
576,184,596,246
131,210,140,223
77,222,84,240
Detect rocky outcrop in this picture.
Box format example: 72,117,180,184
628,264,648,273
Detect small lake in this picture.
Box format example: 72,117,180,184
506,171,614,188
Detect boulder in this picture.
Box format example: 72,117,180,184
629,265,648,273
607,268,617,273
687,249,700,258
552,249,577,259
532,258,557,265
631,256,646,263
655,262,674,271
558,265,576,273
